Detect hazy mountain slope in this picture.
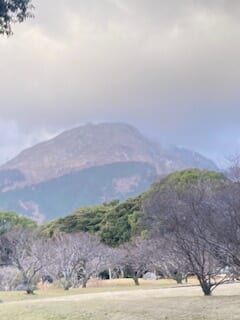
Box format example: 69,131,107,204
0,123,217,188
0,162,156,220
1,123,160,186
163,146,217,172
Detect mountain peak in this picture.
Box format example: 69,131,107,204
1,122,217,187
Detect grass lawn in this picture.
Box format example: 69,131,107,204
0,279,240,320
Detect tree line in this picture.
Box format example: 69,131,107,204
1,168,240,296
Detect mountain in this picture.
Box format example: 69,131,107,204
0,162,156,221
0,123,218,221
0,123,160,187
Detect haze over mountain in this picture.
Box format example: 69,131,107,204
0,1,240,165
1,123,217,186
0,123,217,221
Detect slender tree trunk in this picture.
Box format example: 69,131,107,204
64,282,71,290
22,274,34,294
120,269,124,278
133,276,140,286
82,277,88,288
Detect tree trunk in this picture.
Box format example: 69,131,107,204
64,282,71,290
23,276,34,294
82,277,88,288
133,276,140,286
198,277,212,296
201,284,212,296
173,273,183,284
26,288,34,295
120,269,124,278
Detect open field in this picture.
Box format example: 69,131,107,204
1,280,240,320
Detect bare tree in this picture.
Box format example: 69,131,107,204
107,246,126,279
76,233,111,288
120,237,154,286
0,228,47,294
205,181,240,277
144,177,231,295
226,153,240,182
43,233,79,290
150,239,189,284
0,266,20,291
45,232,111,290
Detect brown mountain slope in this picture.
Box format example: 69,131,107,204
1,123,218,187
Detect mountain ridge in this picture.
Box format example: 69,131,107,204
0,122,218,220
1,122,217,187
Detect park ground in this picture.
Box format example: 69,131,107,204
0,279,240,320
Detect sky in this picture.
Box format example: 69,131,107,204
0,0,240,166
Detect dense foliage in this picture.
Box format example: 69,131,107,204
0,211,37,235
0,0,33,35
99,196,145,246
41,196,145,246
151,168,225,192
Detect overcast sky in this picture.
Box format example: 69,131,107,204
0,0,240,166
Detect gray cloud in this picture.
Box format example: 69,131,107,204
0,0,240,164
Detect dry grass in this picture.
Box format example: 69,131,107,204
0,279,240,320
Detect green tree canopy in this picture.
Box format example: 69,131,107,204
99,196,145,246
41,197,145,246
0,0,33,35
151,168,226,192
0,211,37,235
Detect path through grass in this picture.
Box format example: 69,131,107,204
0,280,240,320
